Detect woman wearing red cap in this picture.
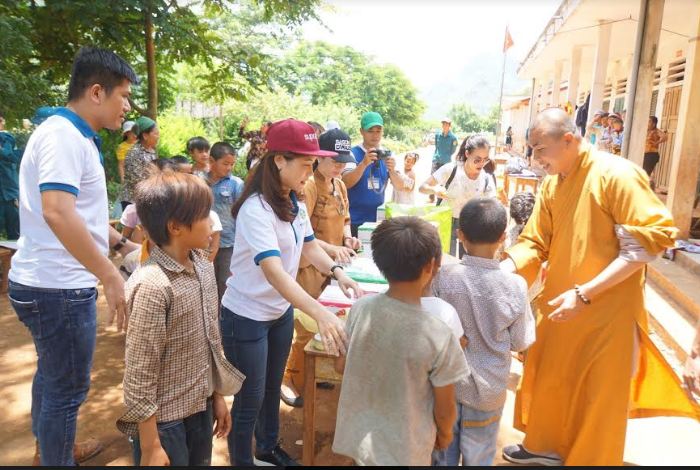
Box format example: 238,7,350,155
221,119,361,466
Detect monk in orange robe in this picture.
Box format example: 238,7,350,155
501,108,700,466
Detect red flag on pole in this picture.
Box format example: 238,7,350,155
503,26,514,53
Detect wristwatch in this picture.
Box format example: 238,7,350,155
112,235,128,251
329,264,344,280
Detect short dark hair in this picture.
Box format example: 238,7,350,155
68,47,138,102
186,136,210,153
509,192,536,226
371,217,442,282
169,155,190,165
649,115,658,126
210,142,237,161
154,158,175,171
134,169,213,247
459,197,507,244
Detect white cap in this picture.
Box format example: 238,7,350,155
441,117,452,124
326,120,341,131
122,120,136,134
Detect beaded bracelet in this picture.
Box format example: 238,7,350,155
574,284,591,305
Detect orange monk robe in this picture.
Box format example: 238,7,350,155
507,144,700,465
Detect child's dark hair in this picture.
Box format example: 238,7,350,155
154,158,175,171
68,47,139,102
134,169,212,247
186,136,211,153
169,155,190,166
509,192,536,227
211,142,237,160
459,197,507,244
371,216,442,282
405,152,419,162
456,134,490,162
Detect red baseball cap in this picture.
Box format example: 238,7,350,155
265,119,337,157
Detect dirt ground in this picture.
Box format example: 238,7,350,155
0,287,347,466
0,282,525,466
4,284,700,466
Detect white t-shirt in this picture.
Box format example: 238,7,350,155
120,203,222,232
10,111,108,289
421,296,464,340
222,193,315,321
433,163,497,218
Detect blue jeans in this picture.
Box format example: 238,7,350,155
432,404,503,466
8,280,97,466
220,306,294,465
131,397,213,466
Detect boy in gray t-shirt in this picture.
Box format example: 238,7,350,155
333,217,469,466
433,197,535,466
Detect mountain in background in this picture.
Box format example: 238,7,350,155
421,52,530,120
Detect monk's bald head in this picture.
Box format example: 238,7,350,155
528,108,582,177
530,108,578,140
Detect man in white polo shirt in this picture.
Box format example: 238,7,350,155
8,46,139,466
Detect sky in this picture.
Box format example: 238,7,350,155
303,0,561,94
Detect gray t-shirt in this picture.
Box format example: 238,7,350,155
332,294,469,466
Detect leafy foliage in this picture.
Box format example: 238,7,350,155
449,103,499,134
275,41,425,136
3,0,322,119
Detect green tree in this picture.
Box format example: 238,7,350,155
481,105,500,134
449,103,483,133
276,41,425,135
0,4,61,123
5,0,322,119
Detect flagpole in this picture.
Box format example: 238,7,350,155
494,37,508,158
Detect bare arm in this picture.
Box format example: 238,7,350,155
385,157,404,188
137,415,169,466
433,384,457,450
208,231,221,263
302,240,362,298
259,256,348,356
315,238,356,265
548,258,646,322
43,191,130,330
419,175,441,195
118,160,125,183
342,158,370,189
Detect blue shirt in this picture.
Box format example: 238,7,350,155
433,131,458,165
0,131,20,201
347,146,390,226
209,173,244,248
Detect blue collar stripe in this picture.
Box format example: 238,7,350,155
54,107,104,166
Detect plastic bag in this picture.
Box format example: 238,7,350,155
384,202,453,253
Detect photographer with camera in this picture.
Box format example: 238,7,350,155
342,111,403,237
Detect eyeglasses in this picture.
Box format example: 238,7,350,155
470,157,490,165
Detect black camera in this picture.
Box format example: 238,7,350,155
373,148,392,159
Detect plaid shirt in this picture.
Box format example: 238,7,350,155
117,246,244,436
